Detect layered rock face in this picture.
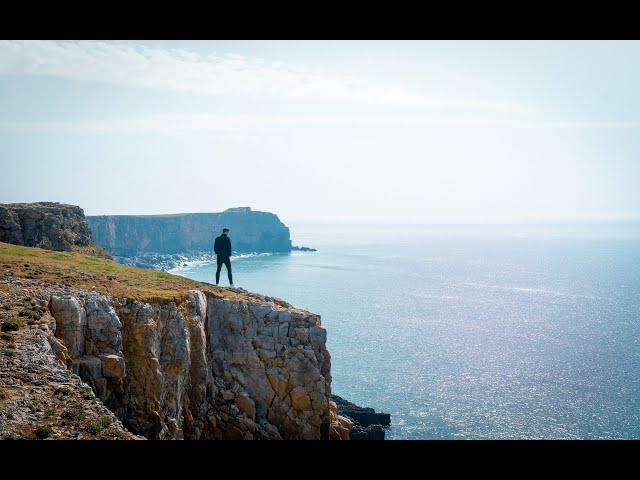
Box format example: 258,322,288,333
87,207,292,257
0,202,92,251
47,287,334,440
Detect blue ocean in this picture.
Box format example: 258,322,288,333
171,222,640,439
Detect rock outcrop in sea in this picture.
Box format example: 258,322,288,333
332,395,391,440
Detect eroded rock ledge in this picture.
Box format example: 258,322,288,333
52,285,339,439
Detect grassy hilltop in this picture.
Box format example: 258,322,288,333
0,242,275,305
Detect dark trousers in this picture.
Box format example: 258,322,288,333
216,257,233,285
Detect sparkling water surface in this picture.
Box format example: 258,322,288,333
171,222,640,439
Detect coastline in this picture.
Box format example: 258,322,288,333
115,251,276,272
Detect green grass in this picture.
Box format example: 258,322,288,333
107,427,125,439
62,404,86,421
55,386,71,395
86,415,112,435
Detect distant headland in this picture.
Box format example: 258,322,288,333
84,206,317,269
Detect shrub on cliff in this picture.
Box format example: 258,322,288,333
35,425,53,439
86,416,112,435
1,317,25,332
54,386,71,395
62,404,86,421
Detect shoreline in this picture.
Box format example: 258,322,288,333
114,251,278,272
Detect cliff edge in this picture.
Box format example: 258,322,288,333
0,242,352,440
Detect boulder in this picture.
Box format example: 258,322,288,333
100,354,126,378
50,295,86,357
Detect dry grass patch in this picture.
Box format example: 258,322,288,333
71,244,113,260
0,242,254,303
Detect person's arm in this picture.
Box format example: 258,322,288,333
214,237,219,255
228,237,232,257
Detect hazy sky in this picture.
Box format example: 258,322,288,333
1,40,639,222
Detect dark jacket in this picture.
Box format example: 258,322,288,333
214,234,232,259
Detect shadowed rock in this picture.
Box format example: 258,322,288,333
0,202,92,251
331,394,391,440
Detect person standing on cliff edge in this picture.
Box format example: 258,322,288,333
214,227,233,287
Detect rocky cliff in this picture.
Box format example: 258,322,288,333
49,288,333,440
0,202,92,251
87,207,292,258
0,243,353,440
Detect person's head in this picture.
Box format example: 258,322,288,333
222,227,230,235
